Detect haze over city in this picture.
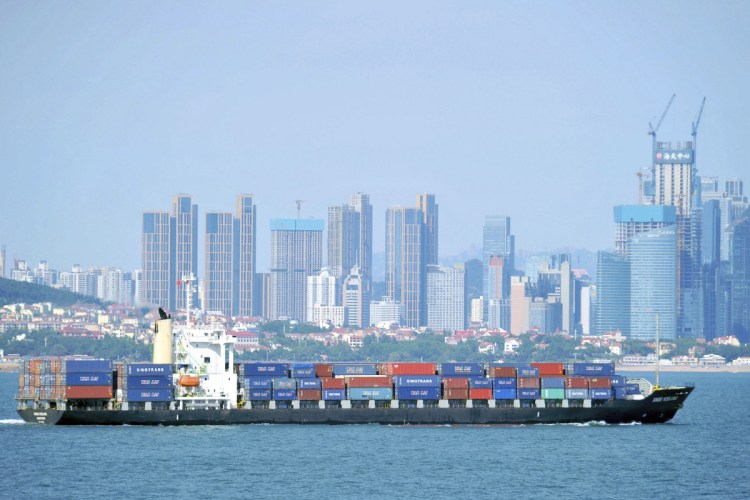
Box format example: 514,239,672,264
1,2,749,272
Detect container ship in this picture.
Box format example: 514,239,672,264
16,309,693,426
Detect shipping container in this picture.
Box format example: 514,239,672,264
610,375,626,387
565,388,589,400
247,389,272,401
565,377,589,389
396,386,441,400
295,378,321,389
516,367,540,377
242,377,273,389
442,377,469,389
126,363,171,376
440,363,484,377
393,375,442,388
469,378,493,389
613,386,628,399
322,389,346,401
320,377,346,390
240,363,288,377
590,388,612,400
297,389,322,401
540,377,566,389
566,362,615,377
626,383,641,395
493,388,517,400
315,363,333,378
272,378,297,390
65,359,113,373
541,388,565,400
493,377,517,389
488,366,517,378
469,388,493,400
126,376,173,389
332,364,378,376
66,385,113,399
588,378,612,389
379,362,437,376
531,363,564,376
347,387,393,400
517,377,540,389
126,388,173,402
444,388,469,400
346,376,393,388
273,389,297,401
517,388,540,400
290,364,316,378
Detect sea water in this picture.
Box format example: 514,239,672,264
1,371,748,499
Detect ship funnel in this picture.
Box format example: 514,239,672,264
153,317,174,364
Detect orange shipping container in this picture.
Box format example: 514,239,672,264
565,377,589,389
531,363,564,376
65,386,113,399
588,378,612,389
297,389,322,401
517,377,540,389
320,377,346,390
346,376,393,388
315,364,333,378
379,363,437,376
442,377,469,389
489,366,517,378
444,388,469,400
469,388,492,400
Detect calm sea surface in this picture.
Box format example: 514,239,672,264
1,370,748,500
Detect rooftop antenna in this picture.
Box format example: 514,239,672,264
295,200,305,219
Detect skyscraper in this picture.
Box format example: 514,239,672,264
343,266,367,328
270,218,323,321
426,264,464,332
595,251,629,337
731,209,750,343
350,192,373,282
204,195,257,316
172,195,199,311
386,207,424,328
306,268,337,323
417,194,439,266
702,199,721,340
142,211,173,309
614,205,676,257
483,215,514,317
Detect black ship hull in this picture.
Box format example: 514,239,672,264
18,387,693,426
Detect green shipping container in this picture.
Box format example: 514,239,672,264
541,388,565,400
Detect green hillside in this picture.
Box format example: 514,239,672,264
0,277,101,307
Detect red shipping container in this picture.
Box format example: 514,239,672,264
588,377,612,389
442,377,469,389
346,376,393,388
469,388,492,400
531,363,564,376
65,386,113,399
444,388,469,400
379,363,437,376
320,377,346,390
489,366,517,378
517,377,540,389
315,364,333,378
297,389,322,401
565,377,588,389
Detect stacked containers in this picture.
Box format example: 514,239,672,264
540,377,565,400
493,377,517,400
347,375,393,400
517,376,540,400
565,373,590,399
273,377,297,401
66,359,114,399
125,364,173,402
443,377,469,400
297,377,322,401
469,378,493,400
239,363,287,401
18,358,65,400
321,377,346,400
394,375,441,401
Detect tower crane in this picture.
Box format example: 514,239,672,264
690,97,706,205
648,94,676,194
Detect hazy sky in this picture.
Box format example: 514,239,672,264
1,1,748,274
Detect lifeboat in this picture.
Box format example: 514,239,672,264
179,375,200,387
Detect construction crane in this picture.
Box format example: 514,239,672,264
648,94,676,195
690,97,706,206
295,200,305,219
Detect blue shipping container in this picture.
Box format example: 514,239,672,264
348,387,393,400
469,378,493,389
126,376,173,389
517,388,540,400
626,384,641,395
290,366,315,378
393,375,442,388
517,367,540,377
273,378,297,390
610,375,626,387
247,389,272,401
567,362,615,376
590,388,612,400
322,389,346,400
243,377,273,389
614,386,628,399
273,389,296,401
297,378,322,389
541,377,566,389
65,372,113,386
493,388,517,400
126,364,171,376
241,363,288,377
65,360,112,373
493,377,517,389
127,389,173,402
565,388,589,400
440,363,484,376
396,386,441,400
331,364,378,376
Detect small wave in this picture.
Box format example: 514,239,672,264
0,419,25,425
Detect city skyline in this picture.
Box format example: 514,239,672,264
2,3,750,273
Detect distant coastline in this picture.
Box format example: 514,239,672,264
616,364,750,373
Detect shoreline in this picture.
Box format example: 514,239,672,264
615,364,750,373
